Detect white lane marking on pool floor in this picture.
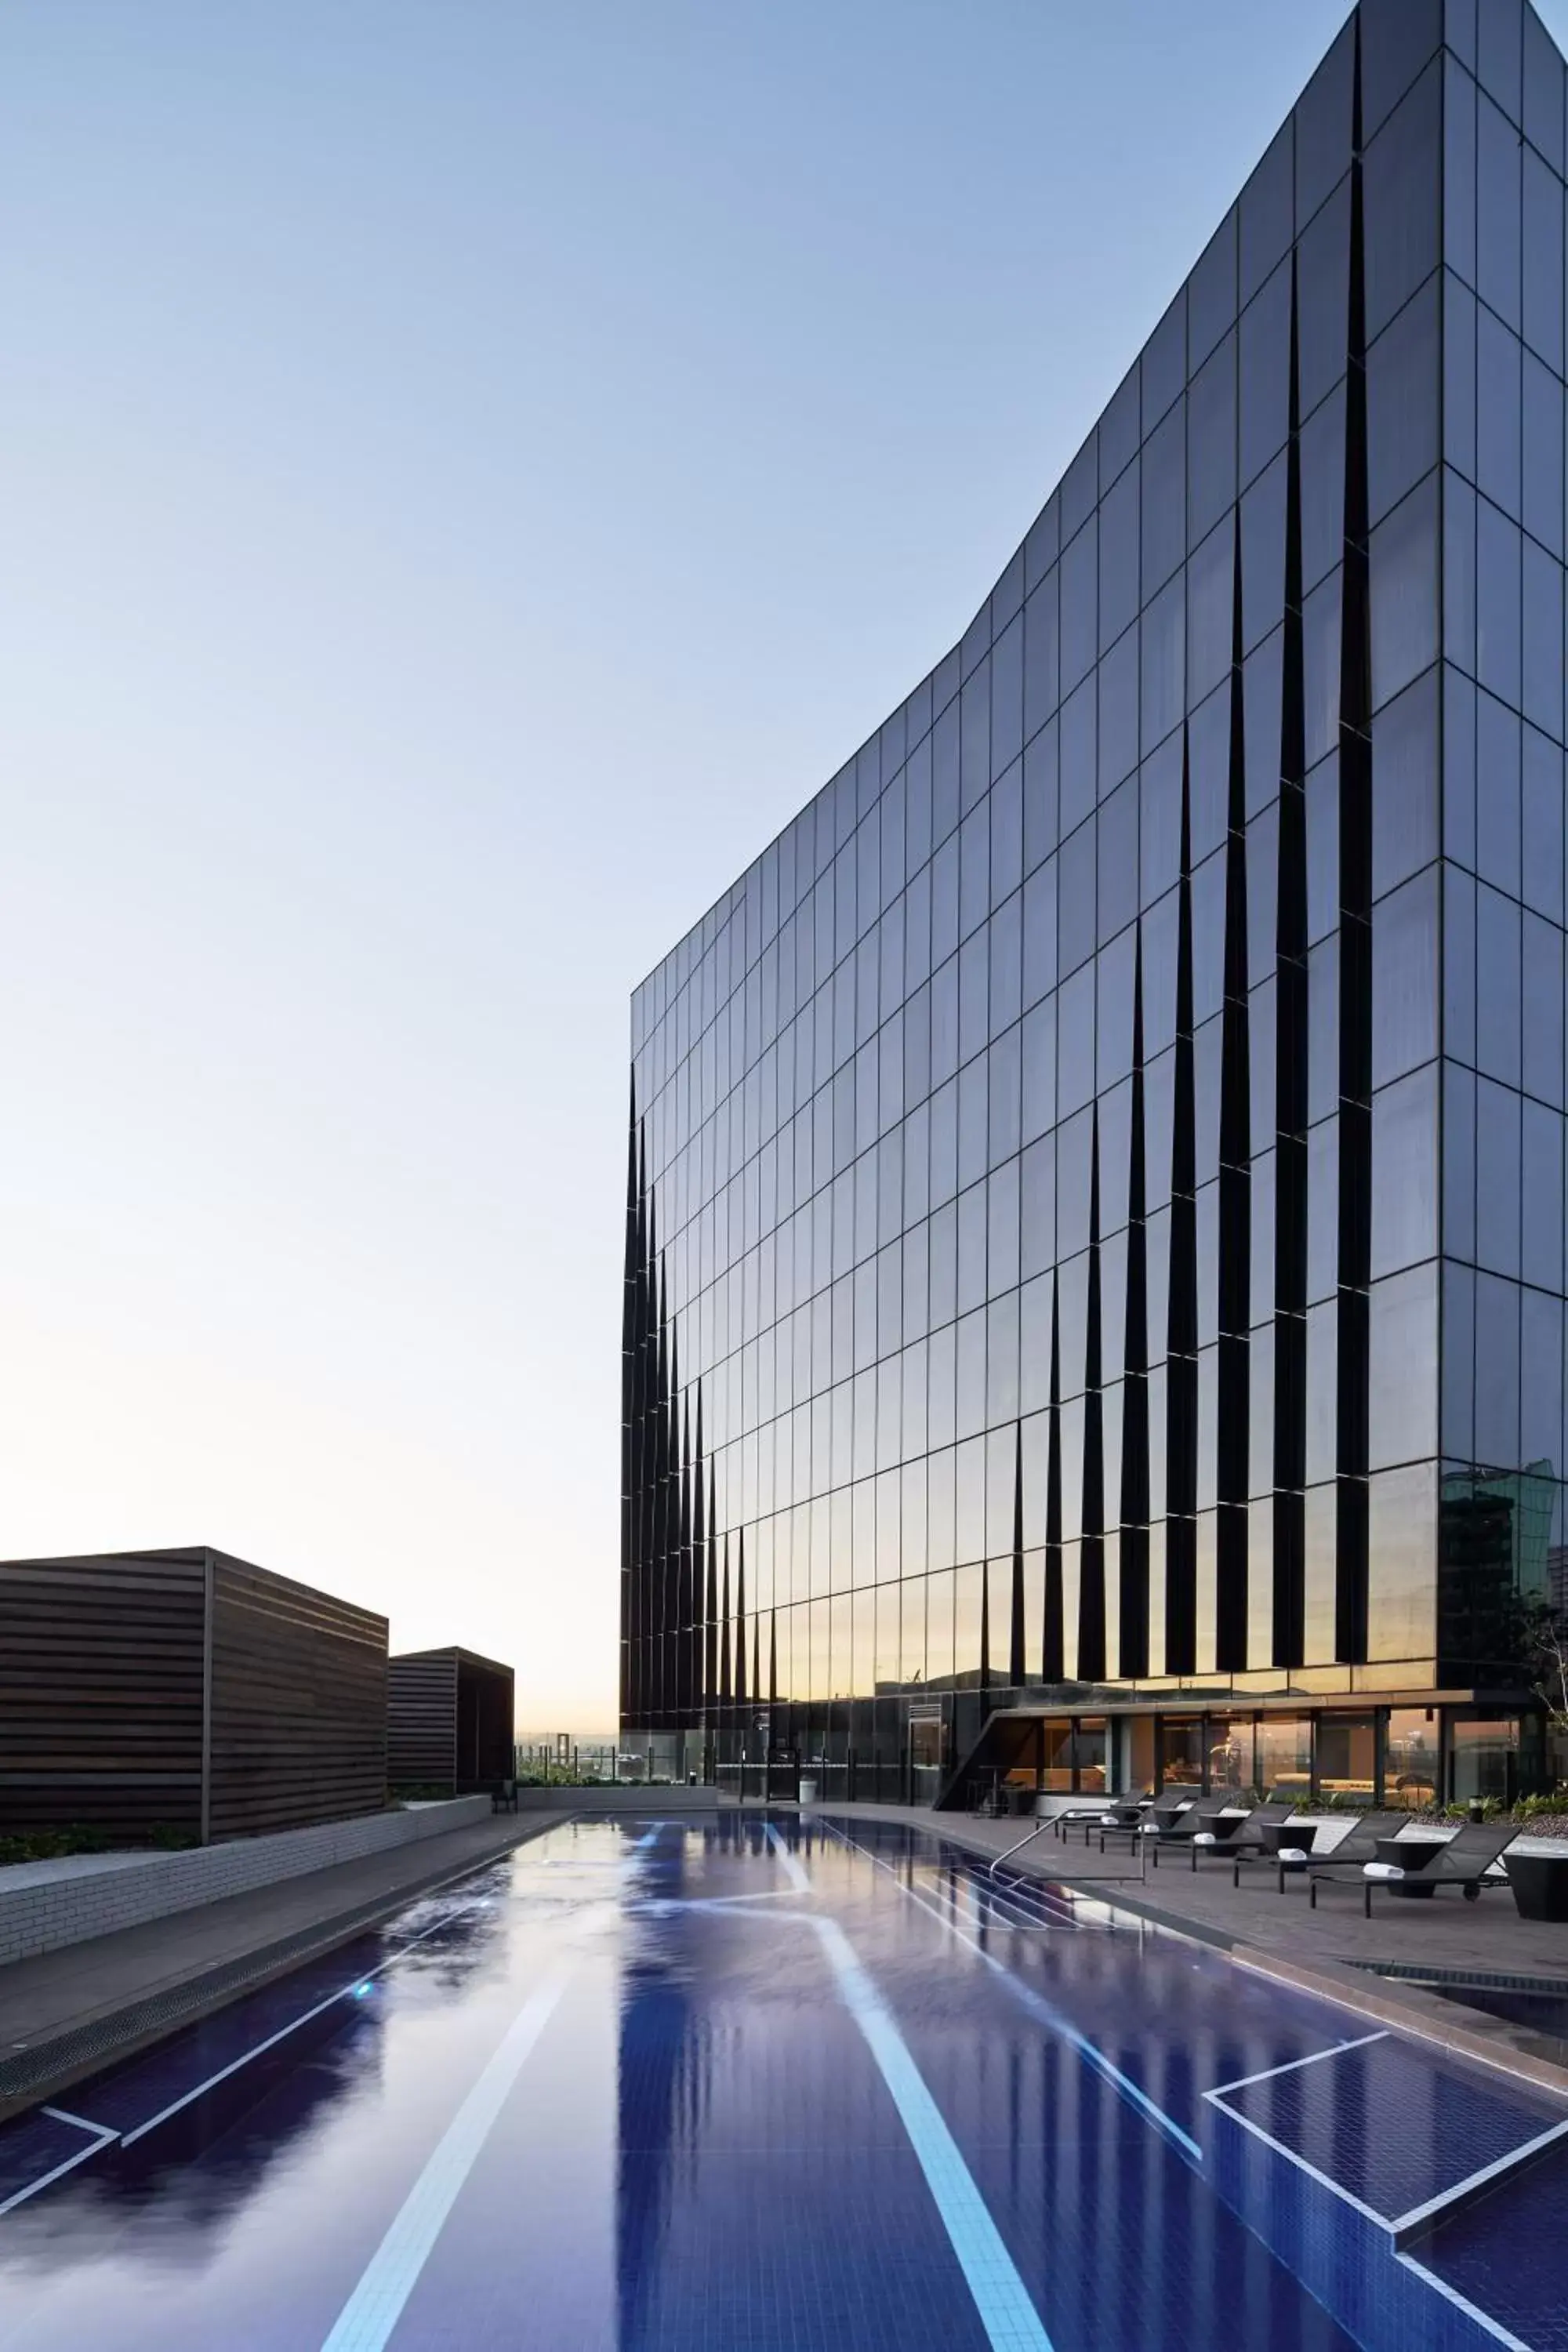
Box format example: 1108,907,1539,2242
39,2105,117,2138
0,2111,120,2219
821,1824,1200,2161
813,1915,1054,2352
1389,2114,1568,2241
764,1821,813,1893
1394,2252,1537,2352
118,1887,502,2147
318,1974,568,2352
1207,2031,1388,2096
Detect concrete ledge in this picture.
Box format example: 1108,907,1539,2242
0,1797,492,1966
511,1786,734,1811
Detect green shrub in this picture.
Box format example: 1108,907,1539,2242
1512,1788,1568,1820
0,1824,118,1867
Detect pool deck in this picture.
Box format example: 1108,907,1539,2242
818,1801,1568,2098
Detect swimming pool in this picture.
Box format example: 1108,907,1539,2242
0,1812,1561,2350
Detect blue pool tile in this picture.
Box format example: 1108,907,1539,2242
1418,2140,1568,2352
1214,2033,1564,2224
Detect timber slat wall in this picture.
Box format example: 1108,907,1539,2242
0,1548,388,1843
390,1646,514,1793
209,1555,387,1839
0,1551,207,1834
387,1651,459,1788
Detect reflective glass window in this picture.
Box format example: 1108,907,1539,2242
1060,521,1098,695
1369,1261,1439,1469
1240,256,1291,490
1477,88,1523,329
1371,866,1439,1087
1316,1712,1377,1799
1367,1465,1438,1660
1188,335,1237,551
1371,666,1439,898
1256,1715,1313,1798
1363,61,1441,339
1370,470,1439,711
1100,462,1139,650
1522,147,1564,376
1522,354,1565,563
1368,273,1440,528
1475,305,1521,521
1371,1064,1439,1278
1386,1708,1440,1807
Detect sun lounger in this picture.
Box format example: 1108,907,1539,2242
1360,1818,1519,1918
1149,1795,1232,1866
1098,1791,1187,1856
1301,1810,1405,1906
1221,1800,1298,1886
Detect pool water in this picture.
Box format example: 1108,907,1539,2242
1427,1978,1568,2043
0,1813,1562,2350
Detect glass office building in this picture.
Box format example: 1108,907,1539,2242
623,0,1568,1811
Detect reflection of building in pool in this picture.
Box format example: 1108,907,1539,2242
622,1,1568,1816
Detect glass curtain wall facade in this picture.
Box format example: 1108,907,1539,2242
623,0,1568,1802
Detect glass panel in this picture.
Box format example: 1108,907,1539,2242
1256,1715,1313,1798
1207,1717,1254,1793
1448,1715,1521,1805
1386,1708,1440,1808
1074,1716,1107,1794
1126,1714,1156,1798
1158,1715,1204,1788
1316,1712,1377,1800
1039,1718,1074,1793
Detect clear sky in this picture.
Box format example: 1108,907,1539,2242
7,1,1548,1730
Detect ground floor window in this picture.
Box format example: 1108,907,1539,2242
1159,1716,1204,1787
1124,1713,1156,1795
1385,1708,1439,1808
1075,1718,1108,1793
1040,1719,1074,1791
1207,1716,1252,1792
1448,1716,1520,1806
1316,1713,1376,1802
1255,1716,1313,1798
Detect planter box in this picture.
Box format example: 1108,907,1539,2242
1506,1852,1568,1922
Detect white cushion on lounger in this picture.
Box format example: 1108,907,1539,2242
1276,1846,1310,1863
1193,1831,1218,1845
1362,1861,1405,1880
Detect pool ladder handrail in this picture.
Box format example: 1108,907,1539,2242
987,1817,1052,1879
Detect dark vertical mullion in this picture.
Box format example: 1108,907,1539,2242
1044,1270,1065,1681
1010,1422,1027,1687
1166,732,1200,1674
1079,1104,1107,1681
1274,249,1309,1669
677,1393,694,1721
1216,514,1252,1671
1119,925,1150,1677
719,1536,732,1704
1337,20,1373,1663
621,1091,640,1726
704,1465,719,1718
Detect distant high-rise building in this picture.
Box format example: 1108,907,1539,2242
623,0,1568,1812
